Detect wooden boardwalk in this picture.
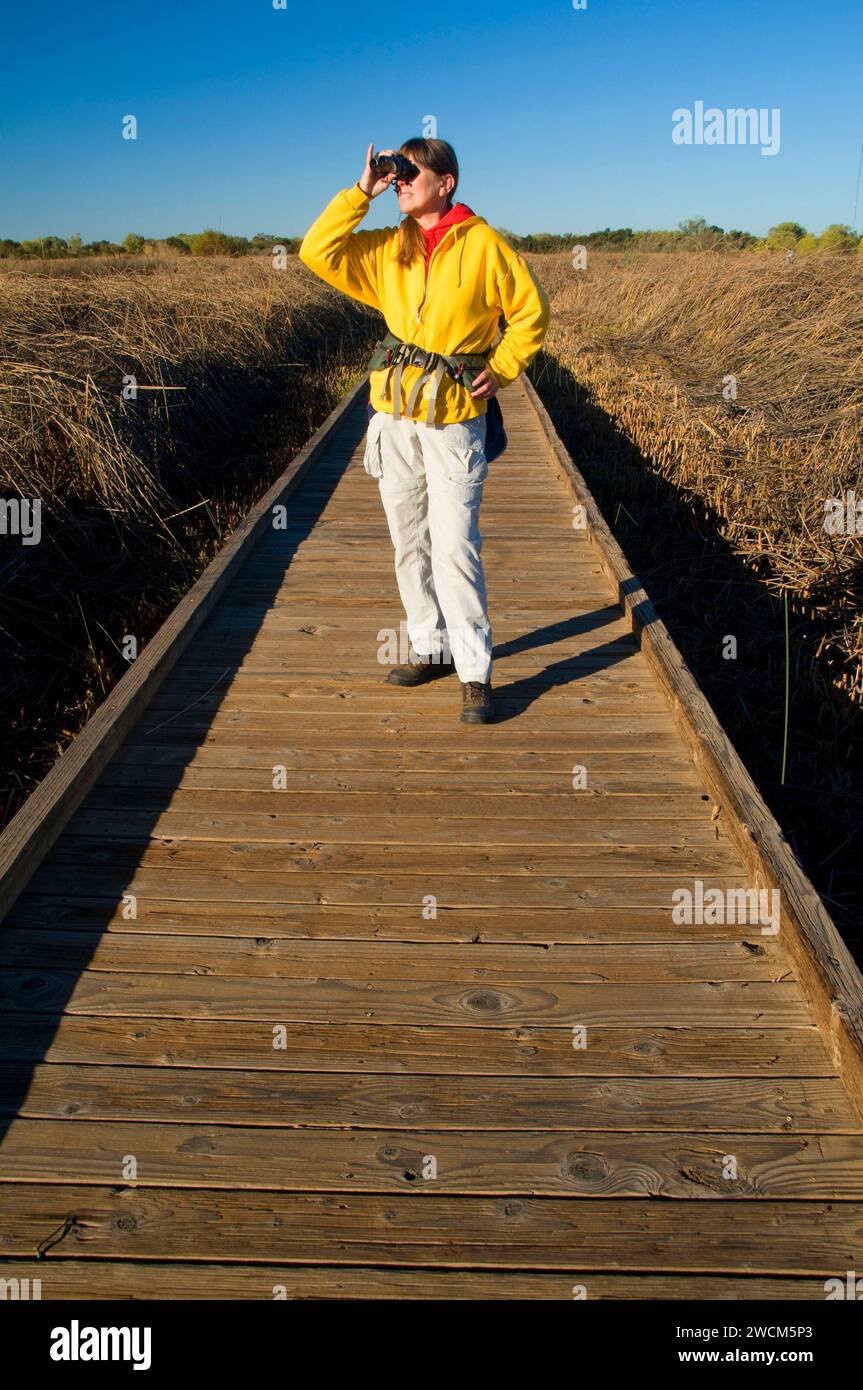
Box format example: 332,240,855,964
1,376,863,1299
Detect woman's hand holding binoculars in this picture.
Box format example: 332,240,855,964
359,144,398,198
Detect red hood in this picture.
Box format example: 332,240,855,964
421,201,476,265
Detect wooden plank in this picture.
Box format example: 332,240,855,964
232,575,612,593
64,808,728,847
42,836,743,877
0,931,787,982
126,718,685,748
1,897,779,945
0,973,811,1028
0,378,370,923
185,642,644,670
0,1064,853,1129
280,520,573,534
227,589,617,605
23,868,757,910
522,375,863,1122
173,657,655,682
204,623,639,647
77,785,715,821
0,1261,836,1298
197,604,634,624
23,867,755,911
2,1187,862,1271
2,1119,861,1198
105,747,702,776
149,679,662,709
81,761,711,794
0,1011,831,1074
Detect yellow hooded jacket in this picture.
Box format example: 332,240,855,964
298,182,551,426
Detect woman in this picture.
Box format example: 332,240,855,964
298,138,550,723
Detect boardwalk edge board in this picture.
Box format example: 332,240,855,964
522,373,863,1122
0,377,370,923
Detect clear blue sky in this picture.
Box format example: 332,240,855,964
1,0,860,242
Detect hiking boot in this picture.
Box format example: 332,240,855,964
460,680,494,723
387,652,454,686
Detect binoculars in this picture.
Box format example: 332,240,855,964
369,152,420,184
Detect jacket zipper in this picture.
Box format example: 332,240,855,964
416,223,462,324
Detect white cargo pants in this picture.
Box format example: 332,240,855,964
363,409,493,683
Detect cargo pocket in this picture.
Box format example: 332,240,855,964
363,410,385,478
439,416,488,487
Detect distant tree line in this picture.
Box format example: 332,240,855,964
500,217,862,255
0,230,303,259
1,217,860,260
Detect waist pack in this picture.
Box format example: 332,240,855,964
366,330,508,464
